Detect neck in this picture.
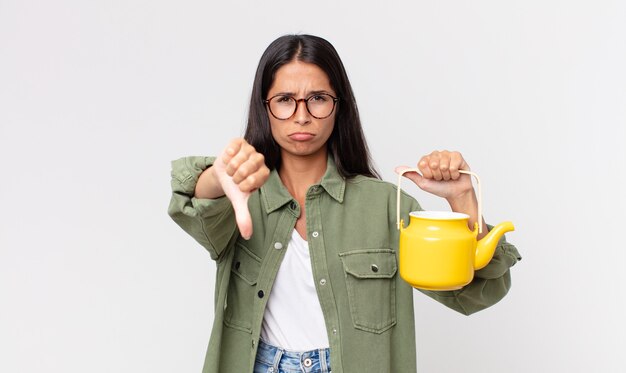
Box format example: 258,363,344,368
279,150,328,201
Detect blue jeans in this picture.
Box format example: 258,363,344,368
253,339,332,373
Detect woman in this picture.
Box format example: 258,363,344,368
169,34,521,373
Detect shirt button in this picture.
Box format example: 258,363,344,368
274,242,283,250
290,201,297,210
257,290,264,298
319,278,327,285
332,328,337,335
312,231,319,238
371,264,379,273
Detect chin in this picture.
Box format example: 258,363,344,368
285,144,326,158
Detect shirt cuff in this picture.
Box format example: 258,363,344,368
170,156,216,195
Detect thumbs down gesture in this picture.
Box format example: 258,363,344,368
196,138,271,240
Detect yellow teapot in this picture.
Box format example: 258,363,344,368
396,168,515,291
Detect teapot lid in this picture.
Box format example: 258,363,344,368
409,211,470,220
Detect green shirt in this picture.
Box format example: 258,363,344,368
168,155,521,373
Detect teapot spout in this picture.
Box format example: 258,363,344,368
475,221,515,270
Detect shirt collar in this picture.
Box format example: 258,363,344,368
260,155,346,214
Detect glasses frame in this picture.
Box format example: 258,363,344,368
263,93,340,120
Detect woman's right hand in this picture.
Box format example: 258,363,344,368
196,138,270,240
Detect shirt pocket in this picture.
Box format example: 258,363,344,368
339,249,397,334
224,241,261,333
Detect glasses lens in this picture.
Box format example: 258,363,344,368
268,96,296,120
306,94,335,119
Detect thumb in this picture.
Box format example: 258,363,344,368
215,164,254,240
394,166,424,185
230,192,253,240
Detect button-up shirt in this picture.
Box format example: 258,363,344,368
168,155,521,373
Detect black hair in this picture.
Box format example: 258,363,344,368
244,34,380,179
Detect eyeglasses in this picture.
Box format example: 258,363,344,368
264,93,339,120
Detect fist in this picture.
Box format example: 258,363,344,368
217,138,270,193
396,150,473,200
213,138,270,239
418,150,468,181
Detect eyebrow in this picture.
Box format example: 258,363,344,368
273,90,333,97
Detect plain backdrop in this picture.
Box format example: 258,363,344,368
1,0,625,372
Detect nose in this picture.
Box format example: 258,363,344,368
293,99,311,125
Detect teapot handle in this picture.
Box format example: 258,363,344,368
396,168,482,234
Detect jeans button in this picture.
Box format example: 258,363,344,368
303,357,312,367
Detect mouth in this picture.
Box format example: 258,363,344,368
288,132,315,141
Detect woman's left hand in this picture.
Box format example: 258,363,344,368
396,150,487,237
395,150,474,202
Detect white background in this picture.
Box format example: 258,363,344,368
1,0,625,372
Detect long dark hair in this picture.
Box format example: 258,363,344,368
244,34,380,179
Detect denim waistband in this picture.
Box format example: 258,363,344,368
255,339,331,373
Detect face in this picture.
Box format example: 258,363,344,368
266,60,337,162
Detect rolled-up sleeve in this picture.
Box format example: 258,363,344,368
168,156,237,261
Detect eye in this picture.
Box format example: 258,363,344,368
275,95,293,103
309,94,328,102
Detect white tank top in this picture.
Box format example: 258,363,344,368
260,229,330,351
